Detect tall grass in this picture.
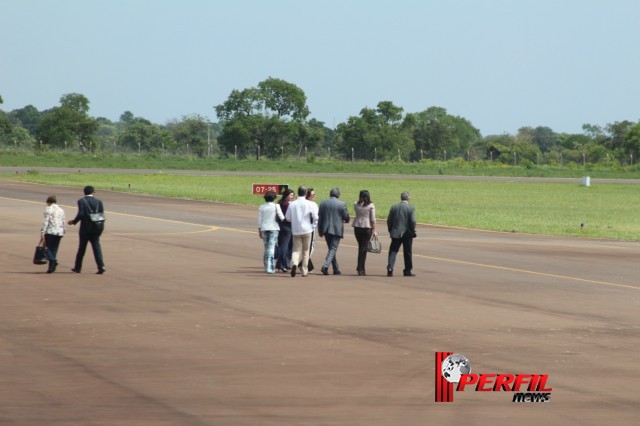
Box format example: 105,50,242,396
5,172,639,240
1,150,640,179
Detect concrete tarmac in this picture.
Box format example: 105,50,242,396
1,180,639,425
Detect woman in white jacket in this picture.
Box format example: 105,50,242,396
41,195,66,273
258,191,285,274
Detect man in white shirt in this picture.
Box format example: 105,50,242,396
285,186,318,277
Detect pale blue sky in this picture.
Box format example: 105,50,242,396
2,0,639,135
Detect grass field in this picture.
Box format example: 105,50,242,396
4,172,639,241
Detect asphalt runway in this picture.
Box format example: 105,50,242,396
1,179,639,425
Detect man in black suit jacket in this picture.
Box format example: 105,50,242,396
68,185,106,274
386,191,416,277
317,187,350,275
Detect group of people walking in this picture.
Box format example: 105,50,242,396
39,184,414,278
39,185,106,274
257,187,417,278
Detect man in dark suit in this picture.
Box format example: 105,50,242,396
68,185,106,274
386,191,417,277
317,187,350,275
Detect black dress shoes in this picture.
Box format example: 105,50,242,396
321,267,329,275
71,268,81,273
387,269,393,277
403,272,416,277
333,271,342,275
97,268,106,275
290,265,297,277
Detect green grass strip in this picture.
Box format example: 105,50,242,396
4,172,639,241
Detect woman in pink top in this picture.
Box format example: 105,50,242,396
352,190,377,276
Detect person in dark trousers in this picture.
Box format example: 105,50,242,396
41,195,66,273
275,188,294,273
317,187,350,275
68,185,106,274
386,191,416,277
352,190,377,276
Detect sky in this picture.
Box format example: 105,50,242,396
2,0,640,136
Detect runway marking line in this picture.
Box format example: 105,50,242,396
414,254,639,291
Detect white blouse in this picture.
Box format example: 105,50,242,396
42,204,66,236
258,202,285,231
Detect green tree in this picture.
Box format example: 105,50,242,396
305,118,333,156
0,111,14,145
411,107,480,160
623,122,640,164
7,127,35,148
215,78,314,159
376,101,404,124
215,88,263,121
217,117,257,159
117,118,174,153
605,120,633,151
557,133,591,150
8,105,42,135
288,119,325,158
95,117,118,153
167,115,211,157
258,77,309,121
34,93,98,151
337,101,413,161
582,123,607,146
518,126,557,152
480,134,514,162
119,111,136,132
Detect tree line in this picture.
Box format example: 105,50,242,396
1,78,639,166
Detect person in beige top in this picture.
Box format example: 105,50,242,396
352,190,377,276
41,195,66,273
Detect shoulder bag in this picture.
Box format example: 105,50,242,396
82,199,106,233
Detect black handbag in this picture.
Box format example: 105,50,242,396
33,245,48,265
367,235,382,253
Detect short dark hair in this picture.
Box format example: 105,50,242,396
264,191,277,202
401,191,410,201
46,195,57,204
83,186,95,195
330,187,340,198
297,186,307,197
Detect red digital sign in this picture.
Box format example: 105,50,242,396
252,184,289,195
